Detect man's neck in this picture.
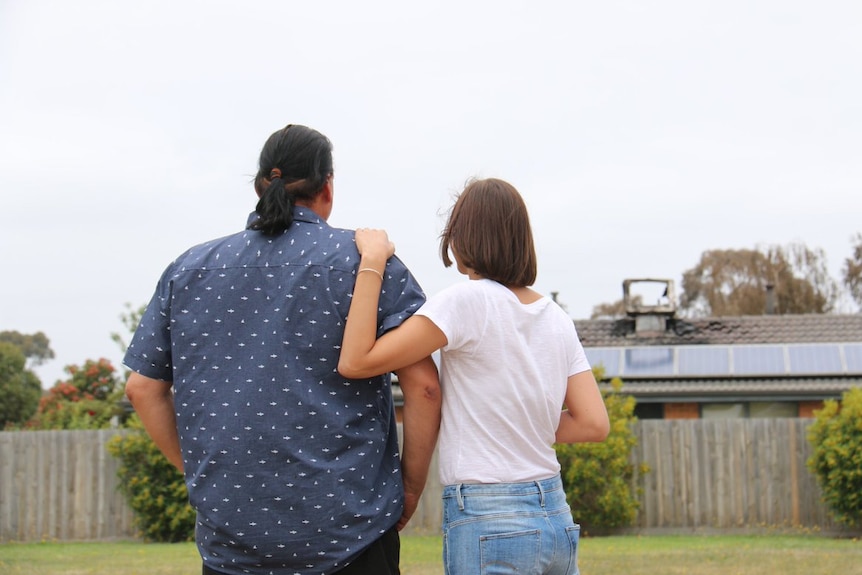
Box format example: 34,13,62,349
296,198,331,221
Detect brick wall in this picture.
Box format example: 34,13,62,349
663,402,699,419
798,400,825,418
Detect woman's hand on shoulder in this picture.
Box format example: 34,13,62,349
355,228,396,261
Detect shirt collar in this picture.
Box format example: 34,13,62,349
246,206,324,228
293,206,323,224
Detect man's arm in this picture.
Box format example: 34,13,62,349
394,355,441,531
125,371,184,471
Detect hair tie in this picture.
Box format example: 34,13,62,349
269,168,282,180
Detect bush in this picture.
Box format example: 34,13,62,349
26,359,125,430
30,395,121,430
807,387,862,528
555,374,646,534
107,416,195,542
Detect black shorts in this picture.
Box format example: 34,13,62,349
202,526,400,575
334,526,400,575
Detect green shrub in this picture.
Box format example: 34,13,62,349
806,387,862,528
107,416,195,542
30,396,122,430
26,359,125,430
555,374,646,534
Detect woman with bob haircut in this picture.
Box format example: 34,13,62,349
339,177,610,575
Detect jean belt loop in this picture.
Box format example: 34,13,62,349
536,480,546,508
456,483,465,511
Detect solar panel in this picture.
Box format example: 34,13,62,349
678,346,731,376
583,343,861,380
731,345,786,375
622,347,675,376
584,348,621,377
787,344,844,375
844,343,862,372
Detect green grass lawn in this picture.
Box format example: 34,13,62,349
0,534,860,575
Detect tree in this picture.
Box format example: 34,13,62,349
590,295,643,319
26,358,125,430
0,342,42,428
110,302,146,354
111,302,146,379
843,233,862,309
0,330,55,366
680,243,839,316
807,387,862,528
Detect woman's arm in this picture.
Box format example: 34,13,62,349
338,229,447,378
555,369,610,444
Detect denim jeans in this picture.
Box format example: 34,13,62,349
442,474,580,575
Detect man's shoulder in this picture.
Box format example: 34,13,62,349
301,221,357,248
167,228,252,268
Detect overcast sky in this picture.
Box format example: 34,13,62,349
2,0,860,387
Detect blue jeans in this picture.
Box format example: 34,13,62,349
442,475,580,575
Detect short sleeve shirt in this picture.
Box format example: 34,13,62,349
416,279,590,485
124,207,425,575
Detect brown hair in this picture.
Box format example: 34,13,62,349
440,178,537,287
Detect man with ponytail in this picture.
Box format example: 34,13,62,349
123,124,441,575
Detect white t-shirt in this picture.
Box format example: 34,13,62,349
416,279,591,485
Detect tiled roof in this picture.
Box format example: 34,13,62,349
606,377,861,400
574,314,862,348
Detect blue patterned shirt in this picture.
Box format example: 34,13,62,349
124,207,425,575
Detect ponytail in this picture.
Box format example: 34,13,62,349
249,171,296,235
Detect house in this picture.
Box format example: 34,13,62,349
573,279,862,419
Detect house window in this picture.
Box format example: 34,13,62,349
749,402,798,418
701,402,799,419
634,403,664,419
701,403,746,419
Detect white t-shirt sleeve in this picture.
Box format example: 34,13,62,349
566,316,592,377
415,282,484,351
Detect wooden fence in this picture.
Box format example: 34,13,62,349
630,419,839,531
0,430,135,542
0,420,845,542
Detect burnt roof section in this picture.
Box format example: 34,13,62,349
574,314,862,347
